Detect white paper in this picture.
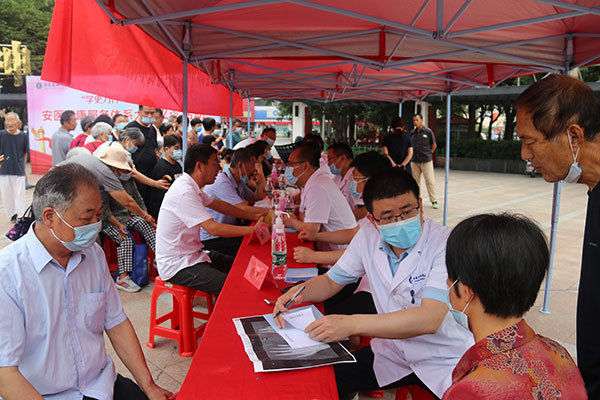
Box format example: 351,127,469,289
263,305,324,349
283,307,317,331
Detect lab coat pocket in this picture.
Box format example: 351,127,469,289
84,292,106,334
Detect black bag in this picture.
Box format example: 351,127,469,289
5,206,35,241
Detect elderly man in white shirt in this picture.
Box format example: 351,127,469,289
233,126,277,150
283,142,357,254
274,167,473,400
0,163,171,400
156,144,265,295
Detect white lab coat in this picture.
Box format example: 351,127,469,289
336,218,474,398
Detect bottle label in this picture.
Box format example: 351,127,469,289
272,251,287,266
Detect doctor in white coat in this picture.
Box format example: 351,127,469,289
274,167,473,399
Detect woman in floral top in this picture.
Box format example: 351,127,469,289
442,213,586,399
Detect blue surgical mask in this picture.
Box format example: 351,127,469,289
50,210,102,252
350,180,361,199
564,134,582,183
119,172,131,181
284,166,298,185
213,129,223,136
223,164,231,173
172,149,182,160
376,215,421,249
266,153,273,161
447,279,473,331
241,175,249,185
116,122,128,131
235,127,242,135
329,163,341,175
126,144,138,154
266,138,275,147
195,126,202,133
141,116,154,125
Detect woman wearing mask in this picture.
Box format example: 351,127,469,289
148,134,183,218
112,113,129,141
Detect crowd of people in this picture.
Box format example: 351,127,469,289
0,74,597,399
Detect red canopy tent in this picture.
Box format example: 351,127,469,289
41,0,600,312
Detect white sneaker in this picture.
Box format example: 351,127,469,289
116,275,141,292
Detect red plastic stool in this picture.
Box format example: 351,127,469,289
395,385,434,400
102,233,158,281
146,277,215,357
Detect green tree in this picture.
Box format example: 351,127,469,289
0,0,54,91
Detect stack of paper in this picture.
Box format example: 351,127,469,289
285,267,318,283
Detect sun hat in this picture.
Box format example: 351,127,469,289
96,144,132,171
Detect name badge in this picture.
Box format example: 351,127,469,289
422,134,428,138
243,255,275,290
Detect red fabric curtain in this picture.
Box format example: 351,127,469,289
41,0,242,116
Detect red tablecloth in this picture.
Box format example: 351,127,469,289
176,233,339,400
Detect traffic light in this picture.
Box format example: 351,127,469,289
11,41,22,86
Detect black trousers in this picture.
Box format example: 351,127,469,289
334,346,438,399
168,250,234,296
83,374,147,400
202,236,244,259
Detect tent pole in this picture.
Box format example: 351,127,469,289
398,101,402,117
443,92,451,226
247,96,251,136
540,37,572,314
229,71,234,149
182,22,190,158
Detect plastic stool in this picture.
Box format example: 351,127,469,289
146,277,215,357
102,233,158,281
395,385,434,400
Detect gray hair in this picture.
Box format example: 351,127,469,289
90,122,112,139
5,112,20,121
66,147,91,159
119,127,145,146
32,164,99,221
80,115,95,131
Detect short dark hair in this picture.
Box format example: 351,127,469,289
413,113,423,120
159,123,173,135
327,143,353,160
60,110,75,126
155,108,163,116
231,148,256,168
163,133,181,148
221,148,234,163
184,143,217,174
351,151,392,177
247,140,270,158
32,163,99,221
515,74,600,140
303,134,324,150
94,114,114,128
363,167,419,213
446,213,549,318
262,127,276,136
177,115,188,126
233,118,242,125
293,142,321,169
390,116,403,129
112,113,125,123
191,118,202,127
202,117,216,131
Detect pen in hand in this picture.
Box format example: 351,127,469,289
274,285,306,319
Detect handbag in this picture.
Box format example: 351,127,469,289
128,231,149,287
5,206,35,241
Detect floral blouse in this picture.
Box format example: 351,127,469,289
442,320,587,399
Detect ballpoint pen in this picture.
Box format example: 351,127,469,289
274,285,306,319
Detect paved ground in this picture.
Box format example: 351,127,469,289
0,165,587,398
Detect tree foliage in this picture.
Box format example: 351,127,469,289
0,0,54,91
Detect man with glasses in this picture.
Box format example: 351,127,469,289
201,148,269,258
274,167,473,399
283,142,357,256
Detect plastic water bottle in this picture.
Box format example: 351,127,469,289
265,178,273,200
278,174,286,190
271,212,287,280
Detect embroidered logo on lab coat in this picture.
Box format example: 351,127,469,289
409,273,426,284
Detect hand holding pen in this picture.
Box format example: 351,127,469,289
273,285,306,328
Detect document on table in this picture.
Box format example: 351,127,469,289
233,305,356,372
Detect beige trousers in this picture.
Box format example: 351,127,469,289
411,161,437,203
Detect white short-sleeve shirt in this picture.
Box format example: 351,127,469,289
156,173,215,280
335,219,474,398
300,168,357,252
233,136,258,150
333,167,361,210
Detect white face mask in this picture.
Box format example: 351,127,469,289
563,134,582,184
